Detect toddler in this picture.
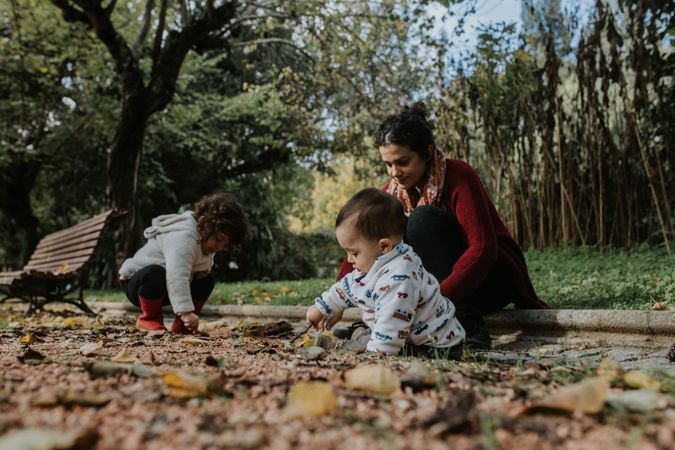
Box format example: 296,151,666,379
119,192,250,333
306,188,465,355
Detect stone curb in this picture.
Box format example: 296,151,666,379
93,302,675,338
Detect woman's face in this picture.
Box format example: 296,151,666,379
379,143,428,189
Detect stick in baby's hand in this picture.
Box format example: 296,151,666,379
290,323,312,343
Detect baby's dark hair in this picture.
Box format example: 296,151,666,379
193,192,250,246
336,188,405,241
374,101,435,159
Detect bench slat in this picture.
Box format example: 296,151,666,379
30,232,103,259
0,271,25,286
23,255,92,273
35,220,107,251
38,211,111,242
26,247,102,266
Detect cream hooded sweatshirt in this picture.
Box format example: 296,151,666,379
119,211,213,314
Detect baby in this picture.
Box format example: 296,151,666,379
306,188,465,355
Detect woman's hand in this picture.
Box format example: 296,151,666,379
180,311,200,330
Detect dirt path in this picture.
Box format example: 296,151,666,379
0,306,673,450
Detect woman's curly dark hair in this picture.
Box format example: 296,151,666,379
374,101,435,159
193,192,251,246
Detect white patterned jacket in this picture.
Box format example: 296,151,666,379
315,242,465,354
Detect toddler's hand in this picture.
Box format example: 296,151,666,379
306,305,325,330
194,270,210,279
180,312,200,330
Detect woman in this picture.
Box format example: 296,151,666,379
336,103,549,349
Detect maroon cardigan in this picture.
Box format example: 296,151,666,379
337,159,549,310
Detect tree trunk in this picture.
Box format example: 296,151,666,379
0,162,40,267
107,91,149,261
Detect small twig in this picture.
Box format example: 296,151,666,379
290,323,312,343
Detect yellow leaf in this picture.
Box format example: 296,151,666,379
180,337,210,346
163,371,209,398
20,334,39,344
596,357,624,383
277,286,290,294
199,318,228,333
111,348,135,363
37,66,50,74
287,381,338,418
54,262,70,275
344,365,401,395
624,370,661,391
523,377,609,414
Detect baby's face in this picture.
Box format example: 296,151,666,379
336,217,384,273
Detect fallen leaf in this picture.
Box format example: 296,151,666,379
20,334,40,344
57,390,112,407
344,364,401,395
17,347,46,364
652,302,668,311
607,389,669,413
596,357,624,383
86,361,151,379
299,346,325,361
110,348,135,363
522,376,609,414
80,342,103,356
199,318,228,333
623,370,661,390
180,336,210,346
315,333,338,350
163,370,223,398
242,321,293,338
423,388,476,434
0,426,98,450
401,361,436,392
287,381,338,418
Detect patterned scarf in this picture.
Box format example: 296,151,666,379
386,148,447,216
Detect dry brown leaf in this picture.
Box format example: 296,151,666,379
287,381,338,418
623,370,661,390
523,376,609,414
344,364,401,395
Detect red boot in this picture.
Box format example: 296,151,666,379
170,300,205,334
137,297,166,331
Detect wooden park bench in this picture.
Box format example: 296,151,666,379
0,209,125,314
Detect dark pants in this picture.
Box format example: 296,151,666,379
406,205,513,335
122,264,215,308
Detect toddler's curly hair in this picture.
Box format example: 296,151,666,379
193,192,250,246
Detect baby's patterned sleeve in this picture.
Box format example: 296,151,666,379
314,272,357,319
367,273,418,355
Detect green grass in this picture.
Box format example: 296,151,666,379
86,245,674,310
525,244,675,310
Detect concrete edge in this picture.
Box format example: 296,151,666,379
92,302,675,337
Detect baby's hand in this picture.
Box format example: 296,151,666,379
180,312,200,330
306,305,325,330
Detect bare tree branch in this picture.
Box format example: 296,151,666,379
151,0,168,71
132,0,155,58
230,38,315,63
179,0,191,27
